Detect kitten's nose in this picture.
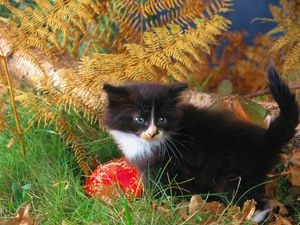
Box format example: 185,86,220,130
147,125,159,138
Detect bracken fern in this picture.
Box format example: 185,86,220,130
0,0,233,173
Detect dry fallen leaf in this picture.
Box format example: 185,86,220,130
231,200,257,225
232,96,267,127
290,166,300,186
0,203,35,225
189,194,204,215
290,150,300,166
200,201,226,214
175,195,260,224
232,97,251,123
176,201,190,220
152,203,171,217
268,199,288,216
280,153,290,167
268,215,293,225
287,149,300,186
189,195,226,215
265,180,277,199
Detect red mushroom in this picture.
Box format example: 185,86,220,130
84,157,143,202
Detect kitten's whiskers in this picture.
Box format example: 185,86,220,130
167,132,191,151
165,136,183,161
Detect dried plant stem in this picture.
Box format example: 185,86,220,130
0,51,26,156
245,83,300,98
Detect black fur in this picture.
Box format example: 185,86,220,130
103,68,299,208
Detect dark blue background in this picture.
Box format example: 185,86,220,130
226,0,279,43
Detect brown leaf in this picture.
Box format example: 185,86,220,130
0,203,35,225
265,180,277,199
188,195,226,215
268,199,288,216
290,165,300,186
232,97,251,123
232,96,267,127
268,215,293,225
201,201,226,214
280,153,290,167
231,200,257,225
177,197,260,224
189,194,204,215
152,203,171,216
290,150,300,166
227,205,241,216
176,201,190,220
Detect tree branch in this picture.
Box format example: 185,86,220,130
245,83,300,98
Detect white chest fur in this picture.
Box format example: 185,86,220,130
109,130,161,160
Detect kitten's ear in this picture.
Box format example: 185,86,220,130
103,84,129,105
168,83,188,97
103,84,129,96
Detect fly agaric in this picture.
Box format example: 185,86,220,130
85,157,143,202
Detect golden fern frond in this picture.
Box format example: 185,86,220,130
1,0,233,58
17,90,90,175
278,0,297,16
265,24,284,36
51,112,90,175
110,0,233,45
14,45,48,75
268,4,284,21
144,0,185,15
60,76,105,123
283,42,300,72
162,0,232,25
142,14,231,80
0,0,102,61
66,12,231,97
270,35,290,53
263,0,300,74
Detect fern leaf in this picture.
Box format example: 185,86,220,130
283,42,300,72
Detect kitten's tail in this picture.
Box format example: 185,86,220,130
266,67,299,147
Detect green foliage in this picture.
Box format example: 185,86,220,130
235,96,268,127
218,79,233,95
190,73,213,92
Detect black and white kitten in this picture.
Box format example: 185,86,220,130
103,68,299,220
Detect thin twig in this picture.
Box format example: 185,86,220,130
0,48,26,156
245,83,300,98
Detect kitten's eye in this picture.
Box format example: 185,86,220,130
157,117,167,125
135,116,145,124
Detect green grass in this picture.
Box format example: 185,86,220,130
0,108,247,224
0,108,186,224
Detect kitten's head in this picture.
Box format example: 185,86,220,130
103,82,187,161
